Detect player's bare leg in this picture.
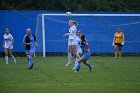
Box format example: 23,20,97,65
72,45,79,69
119,46,123,58
4,48,9,64
65,45,72,66
28,52,34,69
9,49,16,63
114,45,118,58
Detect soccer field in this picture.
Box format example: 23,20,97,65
0,56,140,93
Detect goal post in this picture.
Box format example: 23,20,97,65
42,14,45,57
36,13,140,57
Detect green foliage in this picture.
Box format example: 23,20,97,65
0,0,140,11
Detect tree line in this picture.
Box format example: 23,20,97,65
0,0,140,12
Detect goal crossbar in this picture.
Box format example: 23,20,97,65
42,13,140,16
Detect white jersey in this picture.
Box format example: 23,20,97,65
3,33,14,49
68,25,77,40
76,36,82,53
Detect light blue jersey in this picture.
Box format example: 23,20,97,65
80,41,90,61
29,35,35,52
80,41,90,54
23,34,36,53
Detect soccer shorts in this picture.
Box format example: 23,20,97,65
68,39,78,46
82,51,90,61
29,46,35,53
115,43,122,46
4,46,13,49
77,48,82,54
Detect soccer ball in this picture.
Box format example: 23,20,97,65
66,12,72,18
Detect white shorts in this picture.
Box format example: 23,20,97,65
77,48,82,54
4,46,13,49
68,39,78,46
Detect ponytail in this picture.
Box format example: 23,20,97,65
81,34,86,43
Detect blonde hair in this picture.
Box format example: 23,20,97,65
69,20,78,26
27,28,31,31
5,28,9,31
73,21,78,26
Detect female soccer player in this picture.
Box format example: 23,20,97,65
64,20,79,66
75,34,93,72
113,27,124,58
23,28,37,69
3,28,16,64
73,30,82,70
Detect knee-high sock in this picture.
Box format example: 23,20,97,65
115,51,117,57
76,52,80,59
11,55,16,63
77,62,81,71
5,56,8,64
119,51,122,57
12,55,16,60
75,52,80,67
68,53,72,63
29,56,32,67
11,55,15,60
27,54,29,61
74,58,78,68
84,61,91,67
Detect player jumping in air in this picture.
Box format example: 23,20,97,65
64,20,79,67
23,28,38,69
3,28,16,64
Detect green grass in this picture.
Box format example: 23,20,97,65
0,56,140,93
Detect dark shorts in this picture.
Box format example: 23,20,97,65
115,43,122,46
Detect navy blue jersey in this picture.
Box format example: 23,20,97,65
80,40,90,54
25,35,30,50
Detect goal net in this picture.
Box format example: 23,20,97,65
36,13,140,57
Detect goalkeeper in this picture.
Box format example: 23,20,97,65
113,27,124,58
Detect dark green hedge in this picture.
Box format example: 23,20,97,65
0,0,140,12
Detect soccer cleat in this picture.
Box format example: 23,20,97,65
74,70,79,73
72,65,77,70
72,66,76,70
28,67,31,70
74,69,80,73
65,62,71,67
89,66,93,72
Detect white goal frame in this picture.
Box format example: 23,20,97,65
38,13,140,57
